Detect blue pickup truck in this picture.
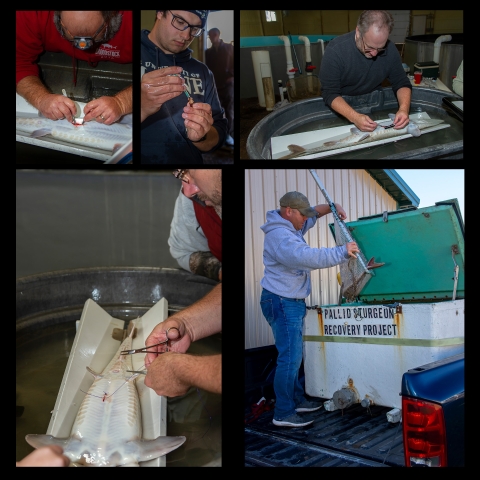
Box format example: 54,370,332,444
401,352,465,467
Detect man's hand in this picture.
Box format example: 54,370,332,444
37,94,78,123
83,96,125,125
144,318,192,368
144,353,222,397
353,113,378,132
393,109,410,130
346,241,360,258
334,203,347,220
183,102,214,142
16,445,70,467
144,352,193,397
141,66,186,121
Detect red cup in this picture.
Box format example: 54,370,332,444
414,71,422,84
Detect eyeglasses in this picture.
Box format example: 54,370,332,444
360,35,386,54
60,19,107,49
173,169,207,207
173,169,190,183
168,10,204,37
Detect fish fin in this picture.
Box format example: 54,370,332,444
323,140,339,147
30,128,51,138
86,366,103,378
25,434,69,449
133,435,186,462
367,257,385,270
388,113,396,121
350,127,361,134
358,133,370,142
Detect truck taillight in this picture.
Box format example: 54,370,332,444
402,396,447,467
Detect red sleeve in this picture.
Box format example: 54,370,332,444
16,11,51,85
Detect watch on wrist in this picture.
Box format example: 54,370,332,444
191,134,207,143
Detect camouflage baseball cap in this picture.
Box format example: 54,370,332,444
279,191,317,217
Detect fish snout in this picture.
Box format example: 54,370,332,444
407,123,421,137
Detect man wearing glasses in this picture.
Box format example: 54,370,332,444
16,11,132,125
143,169,222,398
140,10,228,164
169,169,222,282
319,10,412,132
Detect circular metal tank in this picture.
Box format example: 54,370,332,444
404,34,463,91
247,87,463,159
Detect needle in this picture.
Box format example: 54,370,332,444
62,89,76,124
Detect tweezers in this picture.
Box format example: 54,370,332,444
120,327,181,355
120,339,168,355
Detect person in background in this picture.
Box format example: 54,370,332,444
452,60,463,97
140,10,228,164
168,170,222,282
259,191,359,427
320,10,412,132
206,28,234,147
17,445,70,467
144,169,222,397
16,11,133,125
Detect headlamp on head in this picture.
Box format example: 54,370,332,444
60,19,107,50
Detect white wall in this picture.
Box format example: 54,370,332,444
245,169,397,350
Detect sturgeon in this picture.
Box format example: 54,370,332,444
278,114,445,159
16,116,132,153
25,319,185,467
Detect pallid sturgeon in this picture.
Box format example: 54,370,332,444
278,114,445,159
26,318,186,467
16,116,132,153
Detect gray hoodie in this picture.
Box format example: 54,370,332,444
260,209,349,299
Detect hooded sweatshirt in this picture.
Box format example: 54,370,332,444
16,11,132,86
260,210,350,299
140,29,228,164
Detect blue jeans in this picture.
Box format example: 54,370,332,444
260,288,307,421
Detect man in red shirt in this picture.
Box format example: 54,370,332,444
16,11,132,125
144,169,222,398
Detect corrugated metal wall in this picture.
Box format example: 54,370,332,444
245,169,397,350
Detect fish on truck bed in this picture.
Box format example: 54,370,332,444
25,318,185,467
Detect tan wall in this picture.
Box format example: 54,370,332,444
245,169,398,350
240,10,464,37
432,10,463,34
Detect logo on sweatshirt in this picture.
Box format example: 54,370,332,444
96,43,120,58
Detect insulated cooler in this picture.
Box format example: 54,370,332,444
303,199,464,410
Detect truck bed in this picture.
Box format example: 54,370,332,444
245,400,405,467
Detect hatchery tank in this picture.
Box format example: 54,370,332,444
246,87,463,160
403,34,463,92
16,267,221,467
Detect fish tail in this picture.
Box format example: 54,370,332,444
31,128,52,138
278,144,307,159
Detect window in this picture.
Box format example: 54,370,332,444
265,11,276,22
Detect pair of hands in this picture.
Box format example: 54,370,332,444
353,109,410,132
141,66,213,142
37,94,124,125
143,318,193,398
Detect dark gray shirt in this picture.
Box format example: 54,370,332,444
320,30,412,107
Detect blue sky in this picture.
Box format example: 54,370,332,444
394,169,465,222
